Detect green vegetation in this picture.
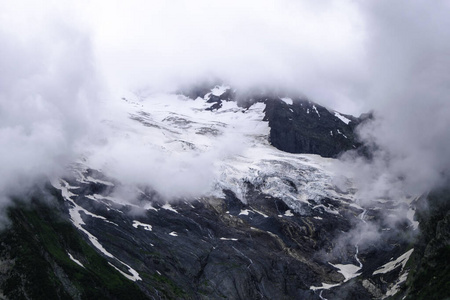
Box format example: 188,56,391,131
0,195,148,300
150,273,186,298
398,189,450,300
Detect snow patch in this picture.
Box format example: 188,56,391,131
132,220,152,231
162,203,178,213
68,253,84,268
406,208,419,230
220,237,238,241
385,271,409,298
373,249,414,275
310,282,341,291
52,179,141,281
334,112,351,124
108,262,142,282
239,209,251,216
284,210,294,217
329,263,361,282
336,129,348,139
312,105,320,117
280,97,293,105
211,85,229,96
252,208,269,218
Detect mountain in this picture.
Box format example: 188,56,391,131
0,85,444,299
400,189,450,300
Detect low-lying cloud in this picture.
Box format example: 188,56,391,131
339,0,450,201
1,0,450,210
0,3,101,211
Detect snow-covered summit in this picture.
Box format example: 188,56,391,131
85,88,356,213
44,86,418,299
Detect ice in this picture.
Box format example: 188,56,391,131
79,93,357,225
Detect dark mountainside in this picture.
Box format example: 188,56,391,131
0,188,148,300
0,85,447,299
400,189,450,300
263,98,361,158
184,85,363,158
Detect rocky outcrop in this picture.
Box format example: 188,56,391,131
0,188,147,300
0,88,425,299
263,98,361,158
400,189,450,300
182,84,364,158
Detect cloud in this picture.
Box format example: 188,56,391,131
340,0,450,199
84,0,367,114
87,127,246,200
0,2,101,207
328,0,450,263
2,0,450,207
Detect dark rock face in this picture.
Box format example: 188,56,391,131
0,88,430,299
0,189,148,300
263,98,361,158
1,165,411,300
205,89,235,111
60,176,343,300
400,190,450,300
182,84,364,158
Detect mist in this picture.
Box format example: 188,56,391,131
1,0,450,212
338,0,450,201
0,2,102,212
83,0,367,114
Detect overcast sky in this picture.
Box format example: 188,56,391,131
1,0,450,203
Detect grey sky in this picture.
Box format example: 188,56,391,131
1,0,450,204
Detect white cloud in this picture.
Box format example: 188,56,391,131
0,2,101,205
2,0,450,207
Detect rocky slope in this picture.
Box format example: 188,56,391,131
0,85,432,299
263,97,361,158
398,189,450,300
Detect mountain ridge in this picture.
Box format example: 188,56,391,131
0,85,439,299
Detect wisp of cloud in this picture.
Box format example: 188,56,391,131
1,0,450,218
0,2,101,215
